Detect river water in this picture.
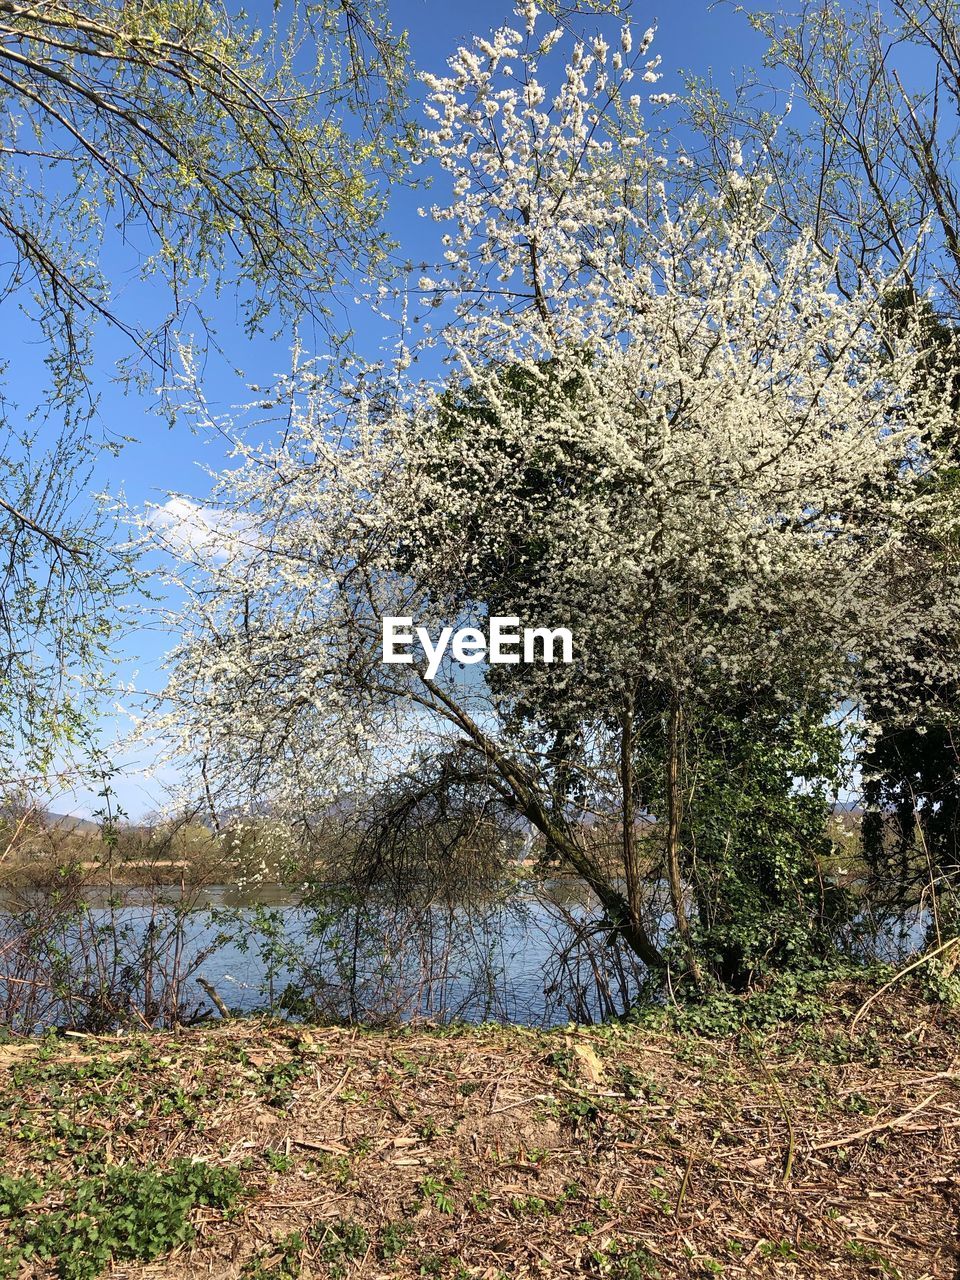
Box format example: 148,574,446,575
0,880,932,1032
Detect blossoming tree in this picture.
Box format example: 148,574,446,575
156,6,960,984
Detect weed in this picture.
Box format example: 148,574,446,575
509,1195,549,1218
264,1148,294,1174
0,1159,243,1280
379,1220,412,1261
648,1178,673,1215
416,1115,440,1140
546,1047,575,1079
310,1153,353,1187
587,1238,660,1278
0,1173,42,1217
617,1065,660,1102
241,1231,304,1278
845,1241,902,1277
561,1095,602,1129
339,1087,368,1103
313,1217,369,1277
258,1061,307,1108
419,1174,455,1214
759,1239,799,1261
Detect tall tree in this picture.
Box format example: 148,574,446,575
685,0,960,306
155,11,960,986
0,0,409,787
705,0,960,905
0,0,408,373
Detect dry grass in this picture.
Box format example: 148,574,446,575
1,982,958,1278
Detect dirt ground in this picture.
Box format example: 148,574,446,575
0,982,958,1279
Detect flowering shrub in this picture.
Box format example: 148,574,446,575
153,7,960,990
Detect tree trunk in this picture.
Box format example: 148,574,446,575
621,692,644,925
419,674,664,972
666,692,704,985
612,692,667,972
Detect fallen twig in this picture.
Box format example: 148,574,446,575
810,1092,942,1151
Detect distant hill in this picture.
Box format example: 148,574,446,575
42,811,101,833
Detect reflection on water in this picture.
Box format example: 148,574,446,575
183,884,633,1027
0,880,934,1032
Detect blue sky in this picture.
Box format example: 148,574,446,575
4,1,785,817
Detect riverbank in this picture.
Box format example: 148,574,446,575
0,982,957,1279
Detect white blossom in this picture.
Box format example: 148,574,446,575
148,14,960,957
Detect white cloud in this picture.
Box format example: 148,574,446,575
148,497,251,562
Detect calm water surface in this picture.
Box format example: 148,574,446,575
0,881,933,1029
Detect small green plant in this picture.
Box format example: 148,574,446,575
0,1159,243,1280
0,1173,42,1217
258,1061,307,1108
546,1047,576,1079
416,1115,440,1140
616,1066,660,1102
759,1239,799,1261
845,1241,902,1277
509,1195,549,1218
339,1087,368,1103
418,1175,454,1214
241,1231,304,1279
562,1095,602,1129
264,1148,294,1174
311,1153,353,1187
379,1221,412,1261
587,1238,660,1278
919,957,960,1006
648,1179,673,1216
314,1218,369,1277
